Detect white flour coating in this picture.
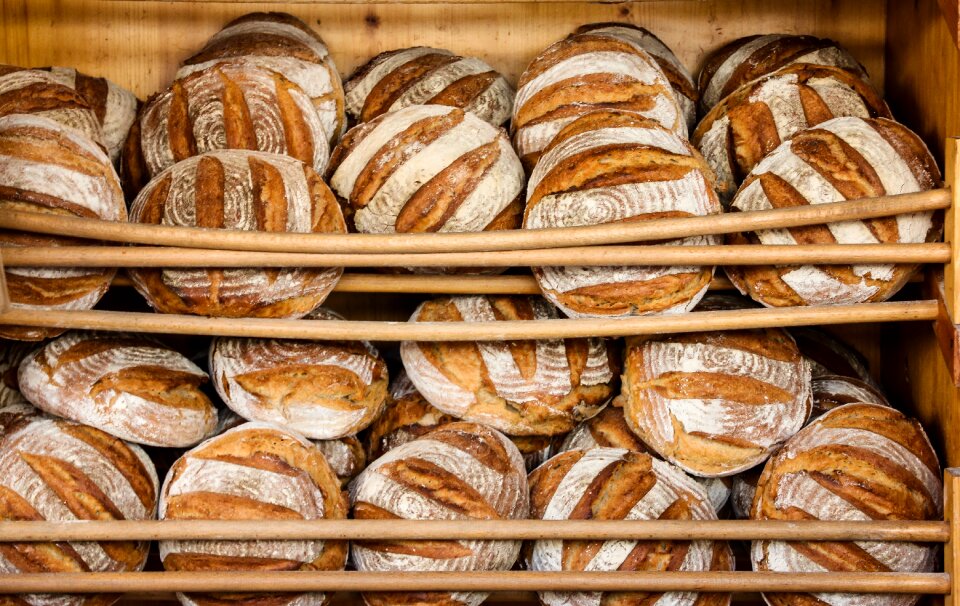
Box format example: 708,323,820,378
730,473,758,519
313,437,362,479
17,331,216,448
812,375,888,411
391,57,509,120
204,19,331,64
805,76,879,119
695,115,734,199
344,47,448,116
0,342,32,407
439,135,524,234
701,35,788,109
0,69,103,145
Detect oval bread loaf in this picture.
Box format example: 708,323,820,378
400,295,619,436
751,403,942,606
0,114,126,341
210,307,388,440
0,417,158,606
0,66,104,147
345,47,514,126
18,331,217,448
129,149,346,318
811,374,888,418
314,435,366,486
730,467,762,520
726,116,942,308
527,447,733,606
160,422,348,606
525,110,722,318
790,327,876,385
0,341,32,409
351,422,529,606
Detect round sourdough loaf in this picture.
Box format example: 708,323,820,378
178,12,344,146
209,307,388,440
524,110,721,318
811,374,888,418
751,403,942,606
17,331,217,448
621,327,812,477
725,117,942,308
0,114,126,342
124,61,330,193
512,29,684,170
314,435,366,486
400,295,619,436
128,149,346,318
698,34,868,111
327,104,524,247
351,422,529,606
527,448,733,606
694,64,890,201
730,467,762,520
344,47,514,126
573,23,698,130
1,341,32,408
0,417,158,606
790,327,876,384
160,422,347,606
0,66,104,147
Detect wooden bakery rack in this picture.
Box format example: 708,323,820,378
4,0,960,603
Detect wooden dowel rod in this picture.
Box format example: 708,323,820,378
2,243,950,268
0,189,948,255
0,571,948,595
0,520,946,542
0,301,939,341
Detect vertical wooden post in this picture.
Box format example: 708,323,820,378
946,468,960,606
0,250,9,313
943,138,960,322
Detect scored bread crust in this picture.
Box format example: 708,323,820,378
811,374,889,418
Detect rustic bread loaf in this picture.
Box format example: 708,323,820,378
0,114,126,341
812,374,888,418
351,421,529,606
0,341,32,409
344,47,514,126
400,295,618,436
621,327,812,477
525,110,721,318
0,402,41,439
160,422,347,606
327,104,524,250
527,447,733,606
790,327,876,384
694,64,890,201
698,34,868,111
128,149,345,318
17,331,217,448
124,61,330,194
178,12,344,146
0,66,104,147
210,307,388,440
726,117,942,307
730,467,762,520
751,403,942,606
0,417,158,606
314,435,366,486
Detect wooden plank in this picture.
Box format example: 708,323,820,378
945,469,960,606
939,0,960,49
944,138,960,321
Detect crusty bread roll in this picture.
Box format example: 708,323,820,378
160,422,347,606
178,12,344,146
527,448,733,606
698,34,868,111
352,422,529,606
726,117,942,307
512,28,684,170
751,403,942,606
344,47,514,126
811,374,888,418
694,64,890,201
210,307,388,440
790,327,876,384
327,105,524,252
0,417,158,606
129,149,345,318
621,327,812,477
400,295,618,436
124,61,330,193
0,66,104,147
18,331,217,448
525,110,721,318
0,114,126,341
314,435,366,486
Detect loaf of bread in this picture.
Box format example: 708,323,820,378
790,327,876,384
751,403,942,606
314,435,366,486
344,47,514,126
698,34,868,111
401,295,618,436
0,341,31,409
528,448,733,606
210,307,388,439
694,64,890,201
17,331,217,448
160,422,347,606
0,66,104,147
726,117,942,307
0,114,126,341
178,12,344,146
730,467,762,520
128,149,346,318
525,110,721,318
812,374,888,418
327,104,524,247
352,422,529,606
513,28,684,170
621,327,812,477
0,417,158,606
124,61,330,193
